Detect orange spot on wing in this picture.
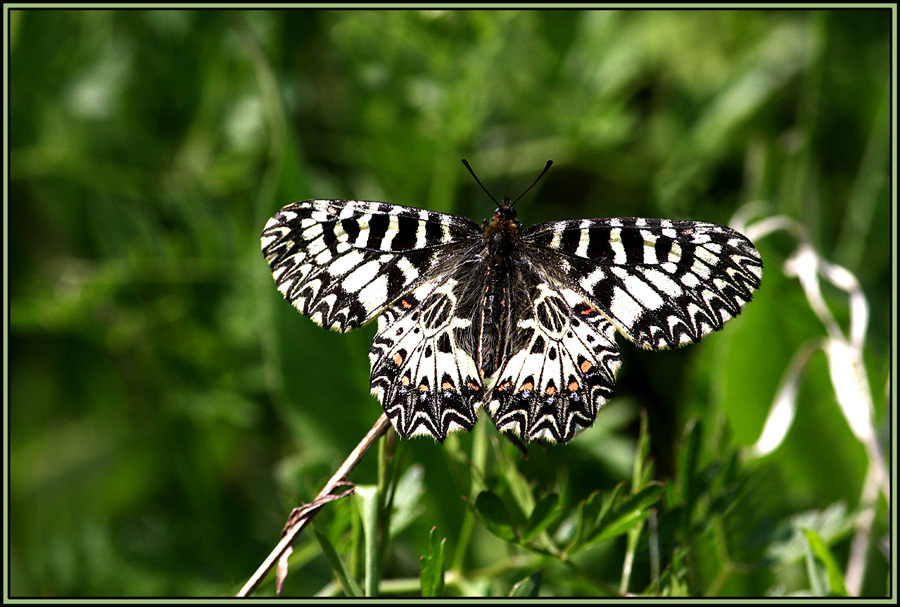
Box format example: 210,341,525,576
497,381,511,392
545,386,557,396
568,381,579,391
520,381,534,392
401,299,412,309
580,359,593,374
393,353,404,366
401,376,411,386
441,381,453,391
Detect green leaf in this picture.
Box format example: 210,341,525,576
312,523,363,597
388,463,425,538
419,526,446,597
766,503,857,566
567,485,622,552
589,482,664,545
803,532,827,596
803,528,849,596
472,490,519,543
509,571,542,597
496,444,536,517
355,485,381,597
658,547,691,597
633,409,653,488
676,418,703,509
522,493,563,543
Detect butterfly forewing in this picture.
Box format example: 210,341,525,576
261,200,480,332
522,217,763,350
263,195,763,444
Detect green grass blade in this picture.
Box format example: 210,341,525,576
804,528,849,596
509,571,542,597
312,523,363,597
471,490,519,543
522,492,563,543
589,482,664,545
355,485,381,596
419,526,446,597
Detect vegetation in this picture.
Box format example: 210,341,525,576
8,9,891,597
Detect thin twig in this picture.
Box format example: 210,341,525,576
275,482,356,596
237,414,393,597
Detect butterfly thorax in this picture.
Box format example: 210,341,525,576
477,201,522,379
481,202,522,256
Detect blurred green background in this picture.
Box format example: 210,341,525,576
7,8,892,598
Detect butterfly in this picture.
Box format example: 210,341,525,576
260,161,762,443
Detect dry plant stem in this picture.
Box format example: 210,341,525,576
237,414,393,597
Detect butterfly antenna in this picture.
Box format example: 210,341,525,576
512,160,553,206
461,159,499,205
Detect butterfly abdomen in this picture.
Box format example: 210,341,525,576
476,205,524,379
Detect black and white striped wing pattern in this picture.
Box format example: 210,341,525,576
260,199,480,331
261,199,488,440
522,217,763,349
262,197,762,444
486,280,622,443
482,216,762,442
368,275,484,439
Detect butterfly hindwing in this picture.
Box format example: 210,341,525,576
261,199,480,332
369,275,484,441
486,279,621,443
522,217,763,349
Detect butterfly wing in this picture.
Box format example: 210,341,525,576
369,273,485,441
486,277,622,443
262,199,486,441
485,216,762,443
522,217,763,349
263,200,763,445
261,199,481,332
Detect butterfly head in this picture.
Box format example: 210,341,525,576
462,159,553,225
482,201,522,254
492,196,517,219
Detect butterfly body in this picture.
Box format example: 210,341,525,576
262,195,762,443
477,201,523,379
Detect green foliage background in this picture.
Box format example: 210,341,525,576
7,8,892,598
